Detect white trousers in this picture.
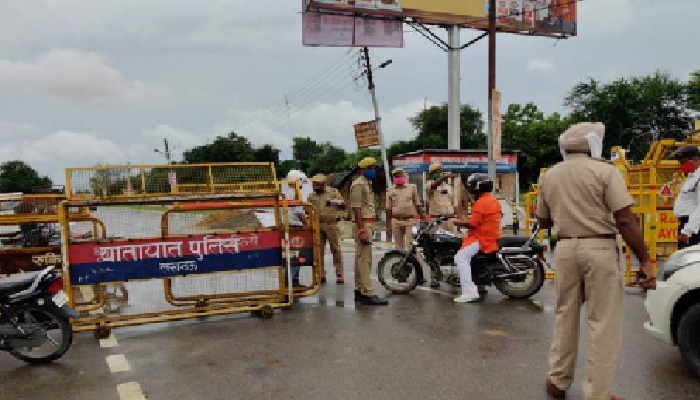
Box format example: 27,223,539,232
455,241,480,295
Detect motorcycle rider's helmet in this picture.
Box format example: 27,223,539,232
465,173,494,195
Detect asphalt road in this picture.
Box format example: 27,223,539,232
1,249,698,400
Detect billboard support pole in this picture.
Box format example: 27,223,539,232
447,26,460,150
487,0,497,184
362,47,392,187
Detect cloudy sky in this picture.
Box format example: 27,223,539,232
0,0,697,183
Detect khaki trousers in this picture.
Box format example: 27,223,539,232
392,219,415,250
548,238,624,400
354,223,374,296
319,222,344,277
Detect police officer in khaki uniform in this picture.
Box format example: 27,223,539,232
426,162,457,232
385,168,424,250
308,174,345,284
350,157,388,305
537,122,656,400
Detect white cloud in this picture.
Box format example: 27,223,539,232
526,58,557,74
0,48,151,104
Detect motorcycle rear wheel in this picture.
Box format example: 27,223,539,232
493,258,545,299
377,253,420,294
8,305,73,364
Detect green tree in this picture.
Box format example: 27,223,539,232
409,103,486,149
292,137,323,172
276,160,299,180
308,142,347,176
253,144,280,164
501,103,571,188
0,161,52,193
183,132,256,163
565,71,694,160
689,70,700,112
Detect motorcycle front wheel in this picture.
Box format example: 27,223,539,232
493,258,545,299
9,305,73,364
377,253,420,294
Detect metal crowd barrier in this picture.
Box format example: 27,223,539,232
65,162,277,200
59,193,321,337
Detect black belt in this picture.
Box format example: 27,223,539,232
559,234,616,240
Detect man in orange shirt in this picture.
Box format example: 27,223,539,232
453,173,502,303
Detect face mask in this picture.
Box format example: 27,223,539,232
364,169,376,179
680,161,696,174
393,176,406,186
431,172,441,180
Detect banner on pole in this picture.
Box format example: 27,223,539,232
354,120,380,149
492,89,502,160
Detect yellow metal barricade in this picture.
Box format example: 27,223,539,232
65,162,277,200
0,193,93,275
60,192,321,336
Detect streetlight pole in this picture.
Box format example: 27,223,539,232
154,138,172,164
362,47,392,187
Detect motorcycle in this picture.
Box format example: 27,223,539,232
0,266,77,363
378,217,549,299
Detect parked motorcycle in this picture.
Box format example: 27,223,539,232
0,266,77,363
378,217,549,298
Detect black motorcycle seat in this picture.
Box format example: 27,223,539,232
0,271,40,295
474,252,499,260
499,236,530,248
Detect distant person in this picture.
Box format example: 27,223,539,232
671,145,700,249
385,168,423,250
308,174,346,284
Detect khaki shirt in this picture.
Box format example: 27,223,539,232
537,154,634,237
350,176,376,220
427,179,455,215
307,187,343,222
386,184,420,217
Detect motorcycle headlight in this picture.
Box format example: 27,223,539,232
659,247,700,281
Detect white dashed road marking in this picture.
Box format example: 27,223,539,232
99,334,119,348
117,382,147,400
106,354,131,373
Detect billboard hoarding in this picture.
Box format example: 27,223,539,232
302,8,404,47
309,0,577,37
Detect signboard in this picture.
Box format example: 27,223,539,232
309,0,577,37
303,1,404,47
659,184,674,198
492,89,502,160
354,120,380,149
68,231,313,285
393,151,518,174
657,210,679,243
167,171,177,186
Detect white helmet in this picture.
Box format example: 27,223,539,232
286,169,307,182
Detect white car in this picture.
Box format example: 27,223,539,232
644,245,700,378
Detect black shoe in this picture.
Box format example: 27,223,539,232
354,290,365,302
292,278,300,287
430,280,440,288
360,295,388,306
478,286,488,296
321,276,327,284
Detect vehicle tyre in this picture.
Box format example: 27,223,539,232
677,303,700,379
494,258,545,299
9,305,73,364
377,253,419,294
